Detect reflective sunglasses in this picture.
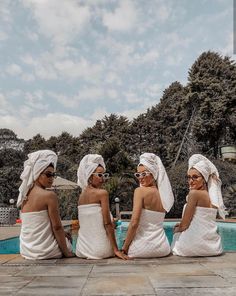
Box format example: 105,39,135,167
134,172,151,178
92,173,110,179
42,172,57,178
186,175,202,181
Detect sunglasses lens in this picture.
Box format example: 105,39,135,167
45,172,56,178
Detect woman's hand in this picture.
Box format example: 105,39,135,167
173,223,180,233
64,251,75,258
65,231,72,243
114,249,129,260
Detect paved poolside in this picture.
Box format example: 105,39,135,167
0,253,236,295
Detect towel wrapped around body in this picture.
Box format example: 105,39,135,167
20,210,62,260
128,209,170,258
76,203,114,259
171,206,223,256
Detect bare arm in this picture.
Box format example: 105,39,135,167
100,190,128,260
174,192,198,233
47,192,74,257
122,188,143,254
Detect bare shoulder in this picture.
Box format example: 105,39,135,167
44,190,58,203
97,188,109,199
134,187,145,194
188,189,207,202
134,187,146,199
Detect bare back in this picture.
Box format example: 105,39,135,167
21,186,56,213
190,189,216,209
78,187,106,206
140,186,165,213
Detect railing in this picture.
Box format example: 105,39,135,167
0,207,18,225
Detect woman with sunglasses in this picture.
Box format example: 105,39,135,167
76,154,128,260
18,150,74,260
171,154,227,256
122,153,174,258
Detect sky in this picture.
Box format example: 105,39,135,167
0,0,234,140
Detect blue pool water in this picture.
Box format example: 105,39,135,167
1,221,236,254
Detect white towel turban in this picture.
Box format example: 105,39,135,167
188,154,227,219
139,153,174,212
17,150,57,208
77,154,106,189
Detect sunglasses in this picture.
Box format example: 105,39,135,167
134,172,151,178
92,173,110,179
42,172,57,178
186,175,202,181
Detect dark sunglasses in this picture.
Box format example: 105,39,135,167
42,172,57,178
134,172,151,178
92,173,110,179
186,175,202,181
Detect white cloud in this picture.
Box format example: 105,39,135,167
166,53,184,66
54,58,103,82
22,0,91,45
5,64,22,76
219,33,234,56
119,108,144,120
157,3,171,22
89,108,109,121
164,33,191,54
0,1,12,23
48,87,108,110
134,50,159,64
26,30,39,41
0,112,93,140
107,89,118,99
21,73,35,82
102,0,138,31
0,30,8,41
145,83,163,98
24,91,47,111
0,93,8,111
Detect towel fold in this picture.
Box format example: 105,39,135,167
171,206,223,256
76,204,114,259
128,209,170,258
20,210,62,260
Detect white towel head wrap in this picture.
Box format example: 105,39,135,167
17,150,57,208
139,153,174,212
188,154,227,219
77,154,106,189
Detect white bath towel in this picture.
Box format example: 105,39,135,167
20,210,62,260
76,204,114,259
128,209,170,258
171,206,223,256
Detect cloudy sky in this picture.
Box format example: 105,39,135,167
0,0,234,140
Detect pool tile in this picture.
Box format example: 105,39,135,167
0,254,19,263
149,275,232,288
154,287,236,296
81,275,155,295
15,264,92,276
0,275,34,293
151,263,214,276
16,276,86,296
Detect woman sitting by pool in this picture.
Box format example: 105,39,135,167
18,150,74,260
171,154,227,257
76,154,128,260
121,153,174,258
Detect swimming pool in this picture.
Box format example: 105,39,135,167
1,221,236,254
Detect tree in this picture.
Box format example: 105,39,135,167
188,51,236,156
